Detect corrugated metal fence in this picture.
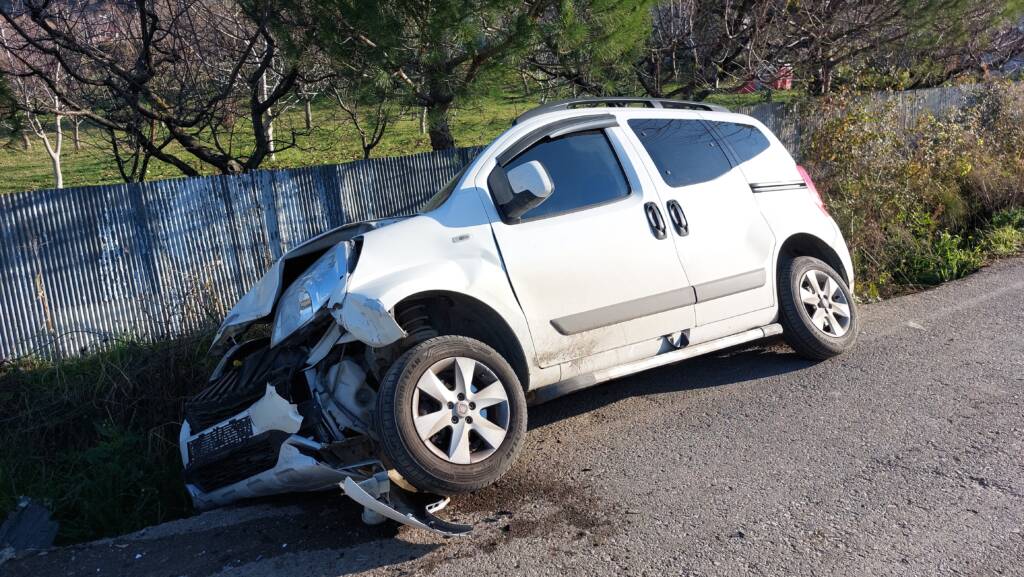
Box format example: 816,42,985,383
0,147,482,360
0,84,988,360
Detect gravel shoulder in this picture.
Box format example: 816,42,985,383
4,257,1023,577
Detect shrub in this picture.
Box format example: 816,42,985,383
0,331,215,543
906,231,985,284
803,82,1024,296
990,207,1024,230
983,225,1024,257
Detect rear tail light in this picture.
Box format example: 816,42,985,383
797,165,828,216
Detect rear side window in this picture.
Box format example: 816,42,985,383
505,130,629,220
628,119,732,187
712,122,771,164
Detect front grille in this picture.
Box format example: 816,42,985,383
187,416,254,463
185,369,265,432
184,431,289,493
185,340,307,432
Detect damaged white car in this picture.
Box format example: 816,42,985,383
181,98,859,535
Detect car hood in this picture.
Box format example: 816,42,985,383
210,217,405,351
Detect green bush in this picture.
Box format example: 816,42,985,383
905,231,985,284
982,209,1024,257
990,207,1024,230
0,332,215,543
803,82,1024,296
983,225,1024,257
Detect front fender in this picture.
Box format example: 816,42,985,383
344,211,545,384
210,219,403,352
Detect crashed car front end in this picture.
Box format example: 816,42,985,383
179,222,467,535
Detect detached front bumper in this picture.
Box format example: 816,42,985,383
183,431,353,510
180,380,469,536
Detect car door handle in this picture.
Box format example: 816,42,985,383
644,202,667,240
666,200,689,237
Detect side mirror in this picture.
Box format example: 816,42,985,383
498,161,554,221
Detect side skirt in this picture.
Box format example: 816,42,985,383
528,323,783,405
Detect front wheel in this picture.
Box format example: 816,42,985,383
778,256,859,360
375,336,527,495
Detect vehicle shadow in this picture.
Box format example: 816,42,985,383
527,340,814,430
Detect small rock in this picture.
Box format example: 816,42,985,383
0,547,16,567
0,498,59,551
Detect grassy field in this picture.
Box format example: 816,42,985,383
0,91,792,195
0,100,516,194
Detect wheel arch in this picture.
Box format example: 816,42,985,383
777,233,850,285
392,290,532,391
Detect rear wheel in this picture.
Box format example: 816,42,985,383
778,256,859,360
375,336,527,495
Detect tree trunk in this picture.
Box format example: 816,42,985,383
304,98,313,130
810,63,834,95
51,152,63,189
53,113,63,188
40,113,64,189
261,72,276,161
426,103,455,150
419,107,427,135
73,120,81,152
20,130,31,150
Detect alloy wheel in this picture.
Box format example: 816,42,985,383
411,357,511,464
798,269,852,337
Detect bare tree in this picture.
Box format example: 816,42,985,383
331,80,399,159
779,1,912,95
635,1,1024,98
880,8,1024,89
0,0,312,179
0,22,68,187
638,1,785,99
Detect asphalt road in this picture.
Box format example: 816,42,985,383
5,257,1023,577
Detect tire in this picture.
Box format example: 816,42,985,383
375,335,527,495
778,256,859,360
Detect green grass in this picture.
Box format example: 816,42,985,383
704,89,804,108
0,332,215,543
0,96,536,194
0,90,804,194
983,222,1024,257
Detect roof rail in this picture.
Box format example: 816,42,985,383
513,97,730,124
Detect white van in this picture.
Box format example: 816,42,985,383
180,98,858,534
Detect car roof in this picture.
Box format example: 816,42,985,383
510,104,765,136
513,97,730,125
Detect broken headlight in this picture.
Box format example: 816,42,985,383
271,242,351,346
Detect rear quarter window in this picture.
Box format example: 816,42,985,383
713,122,771,164
628,118,733,188
708,119,800,183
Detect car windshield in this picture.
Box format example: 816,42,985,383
420,165,468,213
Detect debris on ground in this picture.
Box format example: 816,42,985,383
0,546,14,567
0,497,59,556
